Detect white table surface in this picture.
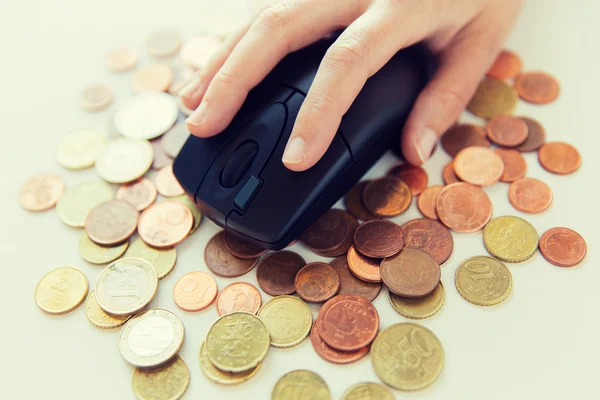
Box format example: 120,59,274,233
1,0,599,399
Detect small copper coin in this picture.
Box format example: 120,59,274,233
487,49,523,80
401,219,453,265
317,294,379,351
539,227,587,267
132,64,173,92
436,183,493,233
205,231,258,278
294,263,340,303
80,84,113,112
362,177,412,217
486,115,528,147
454,147,504,187
386,164,428,195
441,124,490,157
316,212,358,257
224,232,267,259
508,177,553,214
515,71,560,104
151,139,173,170
300,209,349,253
417,185,443,220
494,149,527,182
138,201,193,248
173,271,217,312
330,256,382,302
256,251,306,296
116,178,157,211
19,173,64,212
84,200,139,246
516,117,546,152
155,165,184,197
344,181,379,221
106,47,138,72
353,220,404,258
216,282,262,316
538,142,581,175
443,161,461,185
310,322,369,364
146,29,181,58
380,248,440,298
347,246,381,283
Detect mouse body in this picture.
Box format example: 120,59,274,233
174,35,435,249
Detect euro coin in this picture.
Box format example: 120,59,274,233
35,267,88,315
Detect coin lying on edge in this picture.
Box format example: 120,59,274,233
35,267,88,315
455,256,513,306
199,342,261,386
84,290,130,329
272,370,331,400
19,173,64,212
132,356,190,400
258,295,312,348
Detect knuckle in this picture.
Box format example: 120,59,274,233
255,3,292,34
326,34,369,70
214,63,237,86
303,91,338,117
434,87,469,116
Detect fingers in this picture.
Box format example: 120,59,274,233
186,0,366,137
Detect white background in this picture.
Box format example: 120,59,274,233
1,0,599,399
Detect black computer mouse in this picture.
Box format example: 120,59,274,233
173,35,436,250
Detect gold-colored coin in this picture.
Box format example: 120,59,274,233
132,356,190,400
341,382,394,400
206,312,270,373
483,216,539,262
371,323,444,391
56,181,113,227
467,77,519,119
258,295,312,348
34,267,88,315
125,238,177,279
389,282,445,320
171,195,203,233
84,290,130,329
199,341,261,385
79,232,128,265
455,256,513,306
56,129,107,170
95,138,154,183
272,370,331,400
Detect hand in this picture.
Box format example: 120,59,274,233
180,0,523,170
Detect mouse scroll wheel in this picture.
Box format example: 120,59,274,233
220,141,259,188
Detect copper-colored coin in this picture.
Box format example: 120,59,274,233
116,178,157,211
436,183,493,233
19,173,64,212
508,177,553,214
84,200,138,246
173,271,217,312
417,185,443,220
316,294,379,351
516,117,546,152
80,84,113,112
346,246,381,283
486,115,528,147
224,232,267,259
330,256,382,302
362,177,412,217
386,164,428,195
316,211,358,258
216,282,262,316
515,71,560,104
294,262,340,303
353,220,404,258
538,142,581,175
442,161,461,185
344,181,379,221
155,165,184,198
300,209,349,253
401,219,453,265
132,64,173,92
441,124,490,157
161,123,190,158
487,49,523,80
381,248,440,298
539,227,587,267
138,201,193,248
151,139,173,170
454,147,504,187
256,251,306,296
106,47,138,72
204,231,258,278
310,322,369,364
494,149,527,182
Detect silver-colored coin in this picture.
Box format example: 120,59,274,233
56,129,107,170
95,137,153,183
161,123,190,158
114,92,178,140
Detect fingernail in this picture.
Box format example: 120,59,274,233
179,75,202,99
282,137,305,164
415,127,437,164
186,102,207,126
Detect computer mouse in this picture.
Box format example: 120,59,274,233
173,34,436,250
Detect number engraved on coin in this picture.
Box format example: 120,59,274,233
272,370,331,400
455,256,513,306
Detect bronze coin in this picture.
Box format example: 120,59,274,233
204,231,258,278
216,282,262,316
442,161,461,185
380,248,440,298
347,246,381,283
294,262,340,303
316,294,379,351
344,181,379,221
353,220,404,258
515,71,560,104
386,164,428,195
516,117,546,152
539,227,587,267
316,211,358,258
256,251,306,296
115,178,157,211
330,256,382,302
486,115,528,147
19,173,65,212
494,149,527,182
436,183,493,233
310,322,369,364
454,147,504,187
362,177,412,217
538,142,581,175
400,219,454,265
487,49,523,80
224,232,267,259
84,200,138,246
299,209,349,253
138,201,193,248
508,177,553,214
417,185,443,220
441,124,490,157
173,271,217,312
